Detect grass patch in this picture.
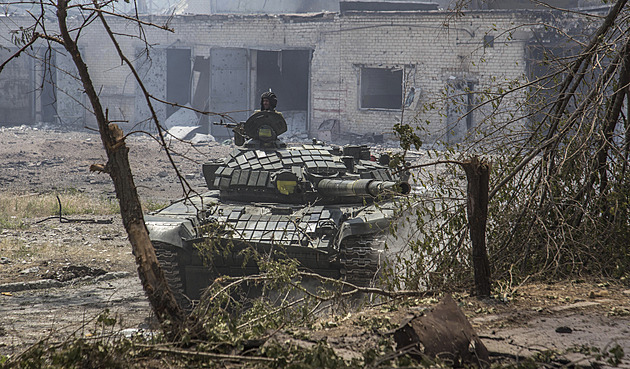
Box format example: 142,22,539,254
0,191,119,230
142,199,168,212
1,238,32,259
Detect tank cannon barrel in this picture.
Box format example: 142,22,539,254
316,178,411,198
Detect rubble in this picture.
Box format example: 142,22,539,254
394,294,490,367
163,104,198,130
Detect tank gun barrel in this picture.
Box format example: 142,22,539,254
316,178,411,198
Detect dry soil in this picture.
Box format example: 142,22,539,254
0,125,629,367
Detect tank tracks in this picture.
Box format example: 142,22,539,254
153,241,192,311
339,235,383,287
153,236,384,309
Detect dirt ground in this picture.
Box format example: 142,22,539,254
1,125,629,367
0,124,233,203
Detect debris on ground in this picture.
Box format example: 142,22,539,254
394,294,489,367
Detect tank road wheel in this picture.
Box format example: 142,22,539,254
339,236,383,287
153,241,192,311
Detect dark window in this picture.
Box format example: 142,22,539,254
484,35,495,48
360,68,402,109
166,48,191,117
0,48,33,124
257,50,310,111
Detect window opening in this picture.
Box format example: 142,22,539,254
166,48,191,118
360,67,403,110
256,50,309,111
484,35,495,48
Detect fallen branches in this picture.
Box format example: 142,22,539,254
136,344,277,363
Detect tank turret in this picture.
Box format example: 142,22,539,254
204,110,408,204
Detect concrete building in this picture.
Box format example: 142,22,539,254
0,2,599,143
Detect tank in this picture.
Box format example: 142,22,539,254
145,111,410,304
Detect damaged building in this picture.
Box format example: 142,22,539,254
0,1,605,143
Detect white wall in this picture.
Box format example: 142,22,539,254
0,9,557,142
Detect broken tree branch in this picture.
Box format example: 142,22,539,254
136,345,277,363
55,0,186,330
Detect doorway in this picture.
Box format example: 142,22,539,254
166,48,192,118
256,50,310,135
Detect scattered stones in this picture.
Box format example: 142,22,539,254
589,290,609,298
20,267,39,274
551,301,600,312
41,265,107,282
0,271,130,293
0,126,233,204
0,278,63,292
555,326,573,334
0,257,10,264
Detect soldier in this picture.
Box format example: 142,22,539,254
260,91,277,111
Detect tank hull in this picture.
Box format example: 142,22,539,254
146,190,398,300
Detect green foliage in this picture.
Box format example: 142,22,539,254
263,341,351,369
393,123,423,152
7,337,136,369
606,344,625,366
380,4,630,290
142,199,167,212
193,230,322,345
5,310,140,369
0,217,27,231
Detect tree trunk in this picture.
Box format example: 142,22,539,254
55,0,186,329
461,157,491,297
597,40,630,198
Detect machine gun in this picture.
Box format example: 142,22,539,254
213,120,247,146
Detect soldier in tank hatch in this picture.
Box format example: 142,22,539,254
260,91,277,111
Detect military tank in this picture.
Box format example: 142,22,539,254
145,110,410,304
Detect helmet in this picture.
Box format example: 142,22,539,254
260,91,277,111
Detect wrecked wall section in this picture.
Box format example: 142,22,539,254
148,11,533,142
0,46,32,124
1,10,543,142
333,11,531,141
101,14,337,133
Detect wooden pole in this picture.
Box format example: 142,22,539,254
461,157,492,297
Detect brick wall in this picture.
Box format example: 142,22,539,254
0,10,560,143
